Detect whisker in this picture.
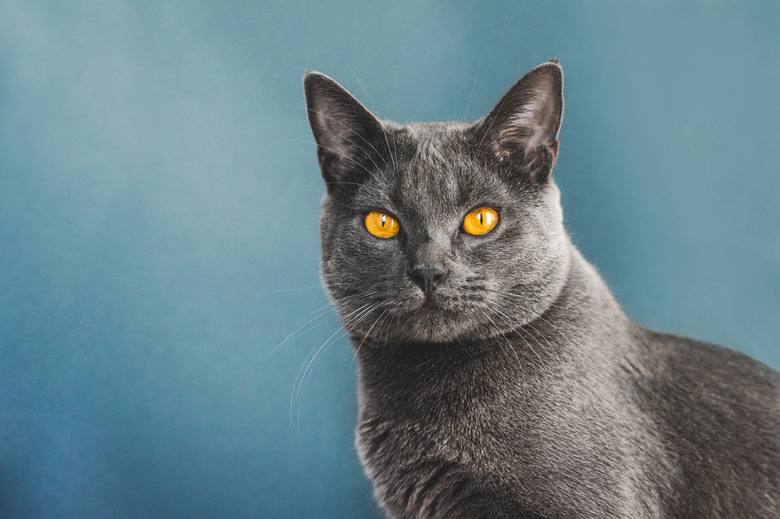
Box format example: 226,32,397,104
274,291,376,356
292,320,353,429
354,76,379,116
297,322,351,401
273,304,335,356
484,288,566,313
284,291,377,409
291,332,335,428
352,308,389,366
292,302,376,429
295,305,377,429
380,313,397,347
273,285,322,293
463,63,480,122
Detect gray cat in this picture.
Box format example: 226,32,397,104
303,61,780,518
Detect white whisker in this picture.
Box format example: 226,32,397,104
273,285,322,293
352,308,390,366
274,291,376,356
463,64,480,122
292,301,377,430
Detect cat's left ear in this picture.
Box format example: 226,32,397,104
476,61,563,182
303,71,386,191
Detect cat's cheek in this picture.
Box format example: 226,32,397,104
327,234,405,301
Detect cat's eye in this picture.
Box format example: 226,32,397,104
365,211,400,238
462,207,499,236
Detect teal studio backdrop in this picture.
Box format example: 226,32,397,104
1,1,778,517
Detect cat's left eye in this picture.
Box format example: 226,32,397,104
462,207,499,235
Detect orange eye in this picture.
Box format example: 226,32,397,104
365,211,400,238
462,207,499,235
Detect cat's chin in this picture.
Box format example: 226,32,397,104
360,303,481,345
396,296,469,342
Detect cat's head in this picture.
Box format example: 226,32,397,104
304,62,570,345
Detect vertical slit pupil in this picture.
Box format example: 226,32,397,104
478,212,484,226
381,215,386,228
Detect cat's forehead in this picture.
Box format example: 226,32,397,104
354,121,510,214
399,123,464,203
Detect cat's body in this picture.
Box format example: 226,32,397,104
303,62,780,518
355,248,779,518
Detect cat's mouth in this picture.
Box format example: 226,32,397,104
344,299,477,345
339,284,482,344
411,289,450,314
395,296,477,343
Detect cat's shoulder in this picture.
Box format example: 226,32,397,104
631,324,779,412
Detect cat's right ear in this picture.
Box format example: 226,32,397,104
303,72,386,190
475,61,563,183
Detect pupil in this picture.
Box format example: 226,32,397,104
381,215,386,228
478,212,483,225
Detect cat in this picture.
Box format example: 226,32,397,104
303,61,780,518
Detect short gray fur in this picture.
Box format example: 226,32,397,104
303,62,780,518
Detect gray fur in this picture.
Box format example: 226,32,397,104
303,62,780,518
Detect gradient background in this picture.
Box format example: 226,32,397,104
1,1,778,517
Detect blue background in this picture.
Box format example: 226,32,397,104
1,1,778,517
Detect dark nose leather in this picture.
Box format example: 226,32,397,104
408,266,447,297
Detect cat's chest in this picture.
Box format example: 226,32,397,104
355,397,521,518
357,379,545,474
354,353,639,518
355,363,555,494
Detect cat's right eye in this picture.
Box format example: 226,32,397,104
365,211,400,238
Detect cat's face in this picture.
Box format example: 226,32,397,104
305,63,569,344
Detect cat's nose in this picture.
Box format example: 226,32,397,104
407,266,447,298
